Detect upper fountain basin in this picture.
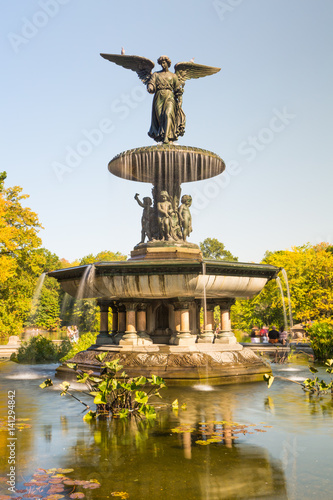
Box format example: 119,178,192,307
48,260,279,300
108,145,225,183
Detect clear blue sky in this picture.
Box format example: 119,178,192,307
2,0,333,263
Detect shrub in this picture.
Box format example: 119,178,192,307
11,335,71,364
60,331,97,361
308,321,333,361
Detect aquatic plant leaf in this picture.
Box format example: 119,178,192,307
40,378,53,389
93,392,107,405
66,363,78,370
44,495,64,500
82,482,101,489
172,399,179,409
60,382,70,395
134,376,147,385
181,403,187,410
0,495,12,500
54,468,74,474
263,374,275,388
83,410,97,422
325,359,333,367
111,492,129,499
118,409,129,418
150,375,166,387
141,404,156,419
134,391,149,404
309,366,318,374
70,494,85,499
95,352,107,363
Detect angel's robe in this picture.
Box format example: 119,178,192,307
147,70,186,143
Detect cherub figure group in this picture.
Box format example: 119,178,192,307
134,191,192,244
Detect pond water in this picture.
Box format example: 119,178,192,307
0,359,333,499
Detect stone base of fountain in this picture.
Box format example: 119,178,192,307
130,241,202,261
57,343,271,384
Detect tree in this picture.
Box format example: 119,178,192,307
231,243,333,333
200,238,238,261
61,250,127,332
80,250,127,265
0,173,45,338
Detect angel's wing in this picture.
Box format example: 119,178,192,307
100,54,155,85
174,61,221,87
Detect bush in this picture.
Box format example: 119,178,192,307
11,335,71,364
308,321,333,361
60,331,97,361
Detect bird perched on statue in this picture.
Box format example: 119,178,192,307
121,47,125,55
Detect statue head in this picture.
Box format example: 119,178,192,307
159,190,169,201
143,197,152,206
181,194,192,206
157,55,171,68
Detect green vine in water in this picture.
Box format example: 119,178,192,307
40,353,166,420
264,359,333,395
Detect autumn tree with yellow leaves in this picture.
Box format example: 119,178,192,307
231,243,333,332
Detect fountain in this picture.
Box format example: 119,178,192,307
49,51,279,382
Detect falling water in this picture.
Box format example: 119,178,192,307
60,292,72,317
27,273,46,325
202,262,207,332
276,276,288,330
281,268,293,329
31,272,46,309
76,265,95,300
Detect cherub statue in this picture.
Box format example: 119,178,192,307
178,194,193,241
157,191,173,241
100,53,220,144
134,193,153,243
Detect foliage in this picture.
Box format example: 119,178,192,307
232,243,333,333
11,335,71,364
80,250,127,265
41,354,166,419
0,174,45,338
199,238,238,261
61,331,98,361
307,321,333,361
264,359,333,396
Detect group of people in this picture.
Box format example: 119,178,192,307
251,325,288,345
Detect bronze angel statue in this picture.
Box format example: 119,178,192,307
100,53,220,144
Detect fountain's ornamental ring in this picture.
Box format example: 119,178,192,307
108,145,225,183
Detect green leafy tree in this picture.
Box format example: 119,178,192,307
231,243,333,333
80,250,127,265
200,238,238,261
0,173,45,339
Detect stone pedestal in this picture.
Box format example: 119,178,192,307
119,303,139,346
215,299,237,345
198,302,215,343
174,301,196,346
136,303,153,346
96,300,112,345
